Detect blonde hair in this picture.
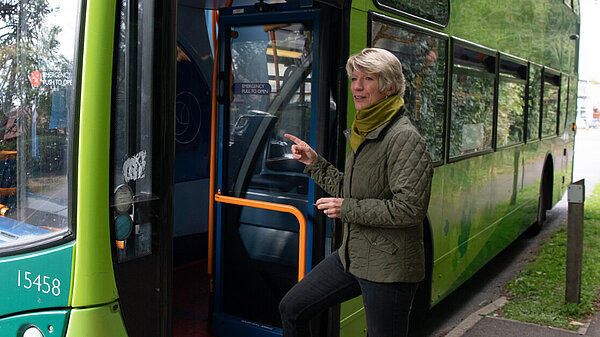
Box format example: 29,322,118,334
346,48,405,97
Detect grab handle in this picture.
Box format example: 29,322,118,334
214,191,307,281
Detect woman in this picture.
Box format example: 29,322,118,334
279,48,434,337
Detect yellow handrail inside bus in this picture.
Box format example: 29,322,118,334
214,191,307,281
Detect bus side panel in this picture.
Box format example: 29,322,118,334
65,301,128,337
430,146,542,304
431,156,494,303
0,243,74,316
339,297,367,337
0,310,70,336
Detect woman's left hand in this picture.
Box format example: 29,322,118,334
315,198,344,218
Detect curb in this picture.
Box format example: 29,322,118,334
444,297,507,337
482,316,590,335
444,296,591,336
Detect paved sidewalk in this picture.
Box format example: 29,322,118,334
445,297,600,337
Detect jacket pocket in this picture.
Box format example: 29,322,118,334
361,228,399,255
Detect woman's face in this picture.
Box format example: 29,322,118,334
350,69,392,111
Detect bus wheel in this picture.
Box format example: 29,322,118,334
528,164,552,236
527,195,545,235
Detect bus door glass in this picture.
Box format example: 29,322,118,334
215,10,319,334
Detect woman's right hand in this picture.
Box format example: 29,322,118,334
284,133,318,166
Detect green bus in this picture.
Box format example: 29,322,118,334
0,0,579,336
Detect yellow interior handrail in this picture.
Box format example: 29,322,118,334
214,191,307,281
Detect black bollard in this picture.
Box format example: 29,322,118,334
566,179,585,304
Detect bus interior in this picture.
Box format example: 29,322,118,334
171,2,333,335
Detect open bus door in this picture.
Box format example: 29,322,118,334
108,1,341,336
212,8,331,336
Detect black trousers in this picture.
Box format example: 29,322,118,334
279,252,418,337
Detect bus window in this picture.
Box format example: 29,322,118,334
0,0,77,252
111,0,155,262
374,0,450,27
559,74,569,134
527,64,542,141
541,70,560,138
497,57,526,148
370,15,448,164
568,76,578,128
449,44,495,158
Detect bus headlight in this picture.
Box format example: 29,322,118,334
22,326,44,337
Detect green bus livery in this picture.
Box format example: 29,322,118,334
0,0,579,336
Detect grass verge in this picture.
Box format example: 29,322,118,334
500,183,600,330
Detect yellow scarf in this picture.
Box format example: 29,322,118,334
350,95,404,152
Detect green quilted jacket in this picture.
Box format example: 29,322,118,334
305,111,433,283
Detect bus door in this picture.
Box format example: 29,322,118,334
213,9,321,336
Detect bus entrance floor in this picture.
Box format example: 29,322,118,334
173,259,215,337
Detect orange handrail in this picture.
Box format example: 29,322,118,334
214,191,307,281
0,150,17,161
